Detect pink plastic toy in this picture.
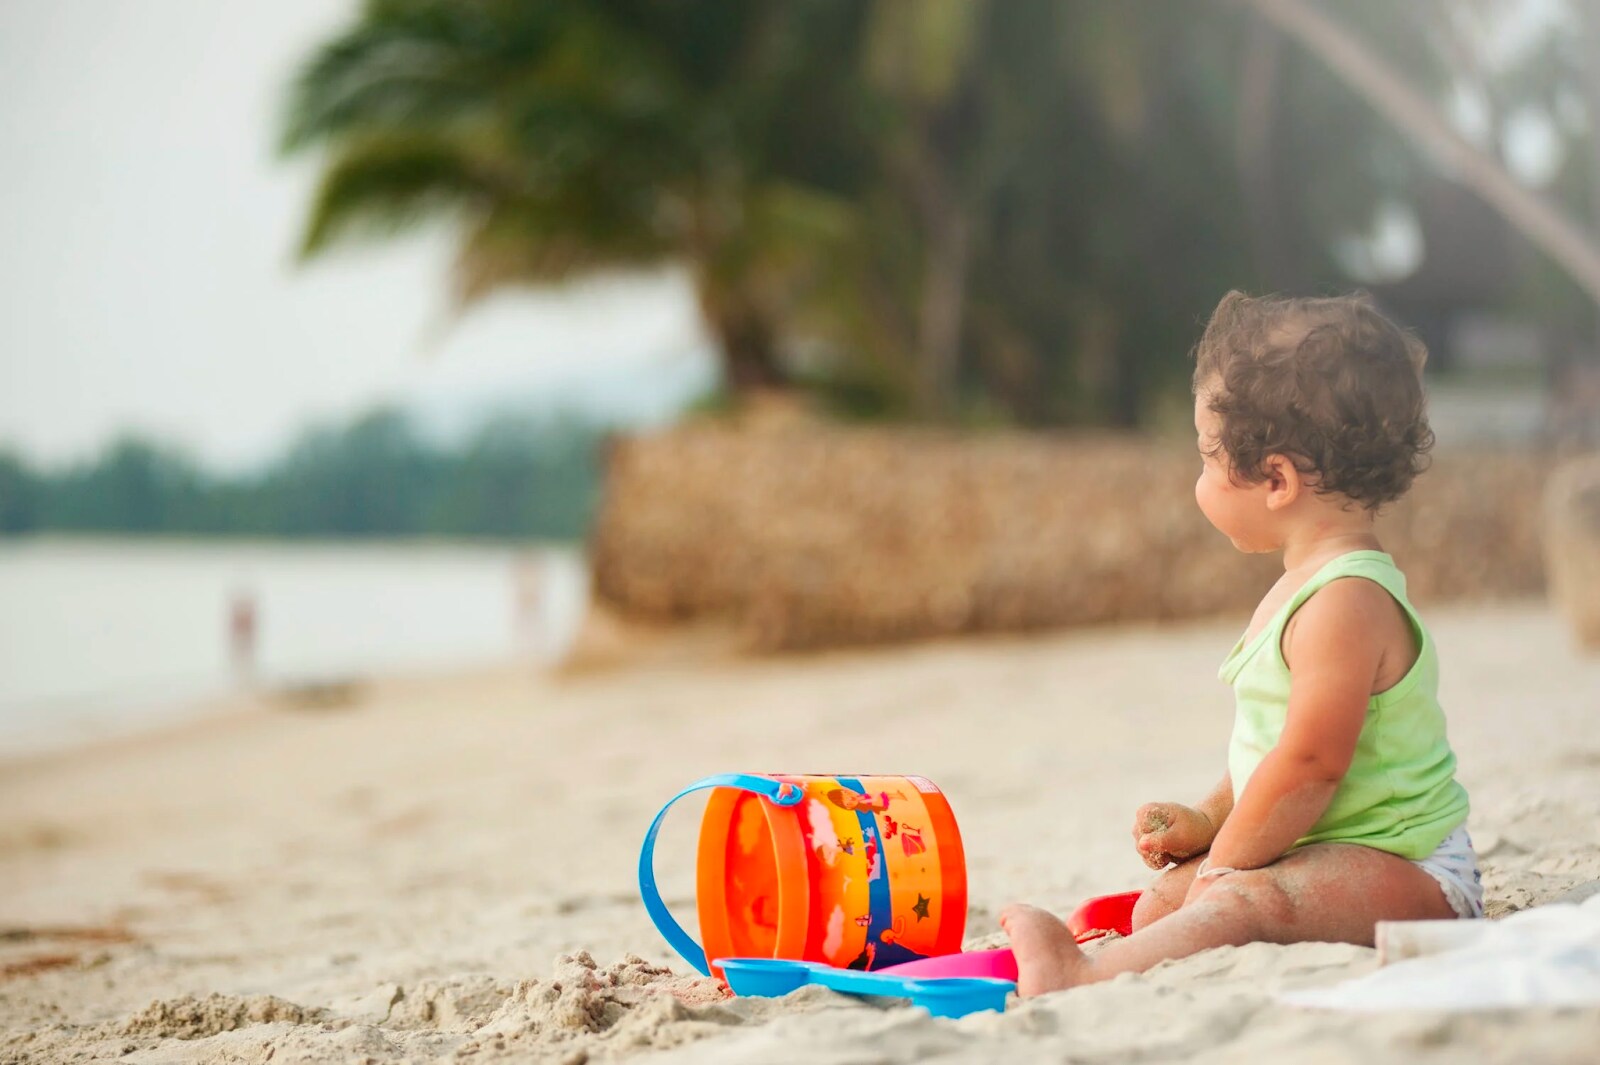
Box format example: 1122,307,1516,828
879,889,1142,981
880,946,1019,981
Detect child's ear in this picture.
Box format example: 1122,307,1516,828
1262,454,1302,511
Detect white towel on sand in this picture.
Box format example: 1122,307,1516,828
1282,893,1600,1011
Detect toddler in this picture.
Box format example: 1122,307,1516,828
1001,291,1481,996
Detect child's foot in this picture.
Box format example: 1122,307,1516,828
998,903,1093,996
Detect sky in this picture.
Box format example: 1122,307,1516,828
0,0,716,470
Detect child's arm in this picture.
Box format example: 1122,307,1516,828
1193,773,1235,833
1193,580,1391,882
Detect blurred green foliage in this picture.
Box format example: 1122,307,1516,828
0,411,599,542
282,0,1594,428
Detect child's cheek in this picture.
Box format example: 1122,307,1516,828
1195,472,1214,517
1195,472,1225,529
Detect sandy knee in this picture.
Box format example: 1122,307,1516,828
1133,867,1190,929
1207,872,1295,934
1131,891,1169,931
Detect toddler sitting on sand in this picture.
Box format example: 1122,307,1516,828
1002,291,1481,996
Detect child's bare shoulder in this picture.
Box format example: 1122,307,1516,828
1283,577,1418,688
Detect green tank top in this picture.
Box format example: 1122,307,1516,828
1220,550,1468,860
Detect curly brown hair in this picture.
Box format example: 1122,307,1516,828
1192,290,1435,510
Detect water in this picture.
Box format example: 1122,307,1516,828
0,539,588,754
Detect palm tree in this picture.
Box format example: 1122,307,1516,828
281,0,869,393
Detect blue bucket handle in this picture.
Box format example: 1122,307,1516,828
638,772,805,976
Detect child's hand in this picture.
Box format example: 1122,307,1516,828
1131,803,1216,869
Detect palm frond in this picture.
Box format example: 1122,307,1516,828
297,133,514,257
279,2,561,154
449,193,678,306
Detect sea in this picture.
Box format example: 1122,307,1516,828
0,538,588,755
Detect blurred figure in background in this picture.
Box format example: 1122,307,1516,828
516,552,589,668
229,586,258,687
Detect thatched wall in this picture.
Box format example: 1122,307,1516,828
589,425,1548,652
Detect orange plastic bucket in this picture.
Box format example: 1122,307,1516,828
639,773,967,978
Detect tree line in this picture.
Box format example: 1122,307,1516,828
0,410,600,541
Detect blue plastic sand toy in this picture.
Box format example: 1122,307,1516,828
716,957,1014,1019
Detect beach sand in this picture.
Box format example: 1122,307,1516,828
3,602,1598,1063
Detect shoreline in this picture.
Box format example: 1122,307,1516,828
0,655,551,773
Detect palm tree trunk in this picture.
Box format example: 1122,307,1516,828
915,198,970,419
704,293,786,393
689,197,789,395
1245,0,1600,307
1236,17,1300,290
1581,0,1600,348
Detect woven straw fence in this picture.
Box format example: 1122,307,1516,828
589,426,1548,652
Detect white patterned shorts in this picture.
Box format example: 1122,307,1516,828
1414,824,1484,919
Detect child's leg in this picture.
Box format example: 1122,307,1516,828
1002,842,1456,997
1130,855,1204,930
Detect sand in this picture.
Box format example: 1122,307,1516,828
2,601,1598,1063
